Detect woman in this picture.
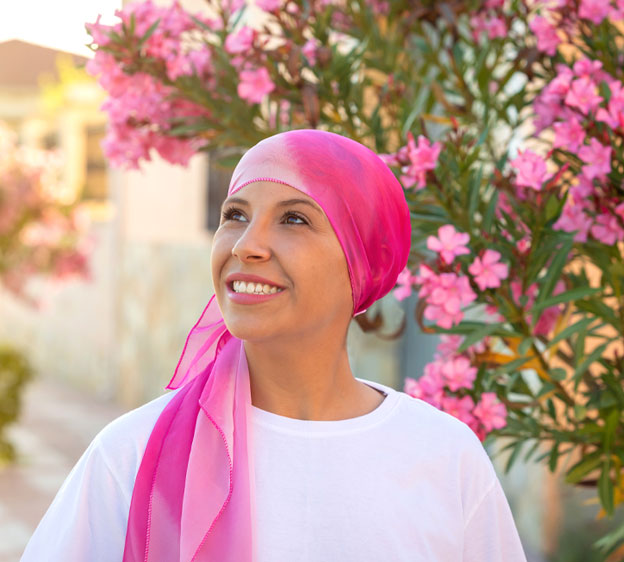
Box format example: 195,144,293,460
22,129,526,561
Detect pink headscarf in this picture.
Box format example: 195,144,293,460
122,130,411,561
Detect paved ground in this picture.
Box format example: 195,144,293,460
0,377,124,562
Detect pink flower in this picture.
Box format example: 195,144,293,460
302,38,320,66
485,16,507,38
414,263,437,299
510,280,538,309
400,133,442,189
441,395,476,425
440,356,477,391
573,58,606,82
85,14,112,47
565,77,603,115
166,49,212,81
579,0,611,24
436,334,464,358
423,273,477,329
473,392,507,432
578,138,612,180
532,66,574,130
510,150,552,191
553,201,593,242
596,80,624,129
394,266,415,301
529,16,560,55
591,212,624,244
237,67,275,104
470,14,507,40
256,0,281,10
379,153,399,167
517,237,531,254
407,362,446,408
427,224,471,264
553,118,586,152
468,249,509,291
370,0,390,15
151,135,197,166
222,0,246,13
225,26,255,54
612,0,624,19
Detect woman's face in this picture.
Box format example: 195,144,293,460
211,181,353,343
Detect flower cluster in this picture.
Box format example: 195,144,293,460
469,0,508,42
525,21,624,245
394,224,508,330
86,2,216,168
380,132,441,190
0,124,90,300
86,0,285,169
404,334,507,441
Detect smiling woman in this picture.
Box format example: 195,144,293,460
21,130,527,562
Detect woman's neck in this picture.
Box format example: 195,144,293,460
244,336,384,421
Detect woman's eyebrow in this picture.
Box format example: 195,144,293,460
222,196,323,215
222,196,248,207
275,198,323,214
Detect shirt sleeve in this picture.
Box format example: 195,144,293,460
20,434,131,562
462,477,527,562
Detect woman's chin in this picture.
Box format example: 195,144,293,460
222,317,281,342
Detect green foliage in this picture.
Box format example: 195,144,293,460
0,345,33,463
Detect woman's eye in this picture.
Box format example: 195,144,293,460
222,208,247,222
283,213,307,225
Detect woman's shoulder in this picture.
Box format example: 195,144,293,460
91,390,180,473
95,389,180,446
368,379,491,461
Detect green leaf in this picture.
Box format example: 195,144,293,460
137,18,161,50
533,237,574,316
603,409,619,452
190,14,214,32
467,166,483,230
504,440,524,473
599,461,615,516
573,342,609,382
574,404,588,421
523,439,541,463
547,398,557,420
517,337,534,356
575,299,620,327
548,442,559,472
531,287,603,313
493,355,534,375
476,124,490,147
595,521,624,554
549,368,567,381
457,322,501,352
565,452,602,484
546,316,597,350
482,190,499,234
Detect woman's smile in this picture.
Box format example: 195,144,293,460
226,273,286,304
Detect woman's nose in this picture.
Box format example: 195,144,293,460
231,221,272,262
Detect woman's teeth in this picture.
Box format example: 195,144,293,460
232,280,283,295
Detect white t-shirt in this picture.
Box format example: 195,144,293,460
21,379,527,561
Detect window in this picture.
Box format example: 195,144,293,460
206,147,244,231
82,124,108,201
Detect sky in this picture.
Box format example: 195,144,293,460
0,0,122,57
